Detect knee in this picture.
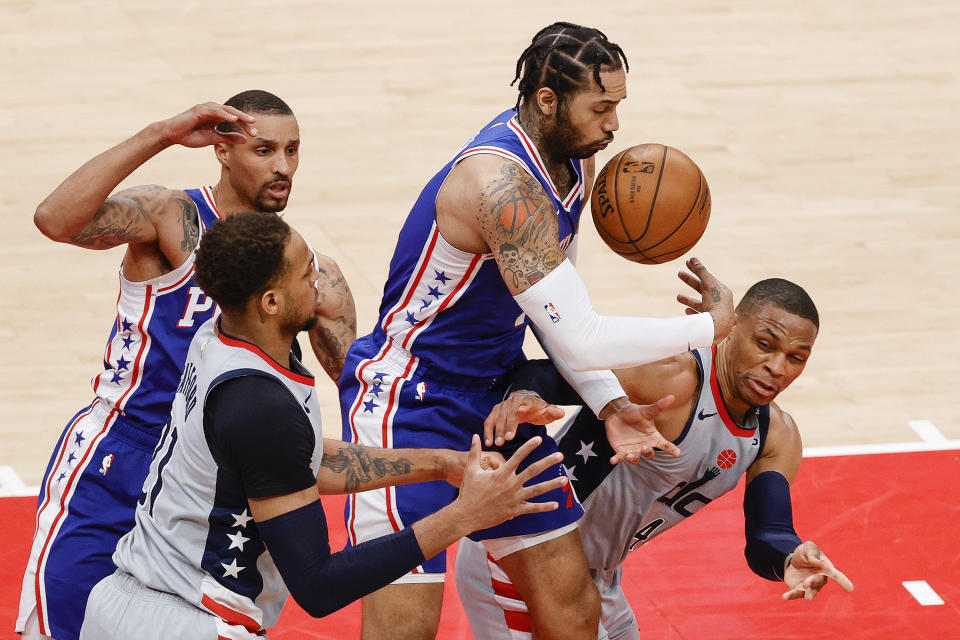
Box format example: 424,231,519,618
529,573,601,633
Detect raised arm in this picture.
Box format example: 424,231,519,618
307,254,357,383
439,155,734,373
744,405,854,599
34,102,255,249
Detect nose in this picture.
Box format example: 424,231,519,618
272,152,294,177
603,109,620,133
765,352,787,377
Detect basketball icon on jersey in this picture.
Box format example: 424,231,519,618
416,381,427,401
99,453,115,476
716,449,737,469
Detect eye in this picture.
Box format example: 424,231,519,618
256,147,271,156
789,354,806,364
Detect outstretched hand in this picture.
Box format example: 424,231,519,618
603,396,680,464
457,435,567,531
157,102,258,149
676,257,735,343
782,541,854,601
483,392,565,446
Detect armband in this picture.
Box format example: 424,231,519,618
743,471,802,581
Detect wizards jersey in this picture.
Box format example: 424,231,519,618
372,109,585,377
562,346,770,571
113,318,324,638
91,186,221,427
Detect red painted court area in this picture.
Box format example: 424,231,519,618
2,449,958,638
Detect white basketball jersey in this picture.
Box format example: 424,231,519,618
113,318,323,638
564,346,769,571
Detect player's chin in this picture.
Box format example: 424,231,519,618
301,315,319,332
257,194,289,213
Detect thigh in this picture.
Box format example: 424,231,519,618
361,582,444,640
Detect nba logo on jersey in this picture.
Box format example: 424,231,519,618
415,381,427,401
544,303,561,323
99,453,115,476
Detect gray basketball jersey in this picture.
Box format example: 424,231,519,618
112,318,323,638
558,347,769,571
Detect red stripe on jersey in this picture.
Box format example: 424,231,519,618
508,118,582,211
382,226,441,334
158,264,195,293
492,577,523,601
504,609,533,633
201,594,260,633
456,147,534,176
216,331,314,386
380,350,418,542
114,285,155,411
201,185,224,220
345,340,393,545
34,407,119,635
709,344,756,438
400,252,483,350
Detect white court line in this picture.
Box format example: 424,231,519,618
908,420,948,444
0,466,40,498
903,580,945,606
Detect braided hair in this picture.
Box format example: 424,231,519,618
512,22,629,109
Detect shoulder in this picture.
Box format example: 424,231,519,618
617,352,699,405
765,402,802,451
749,401,803,483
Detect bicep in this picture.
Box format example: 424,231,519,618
474,160,564,295
67,184,170,249
249,486,320,522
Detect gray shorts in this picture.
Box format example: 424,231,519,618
80,570,219,640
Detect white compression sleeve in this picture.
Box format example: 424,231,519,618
530,323,626,416
514,259,714,372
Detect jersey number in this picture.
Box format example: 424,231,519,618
629,518,665,551
138,422,178,517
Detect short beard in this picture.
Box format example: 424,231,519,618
301,315,318,332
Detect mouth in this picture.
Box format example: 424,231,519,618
746,377,779,399
265,181,290,199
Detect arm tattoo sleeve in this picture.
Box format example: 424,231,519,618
321,444,414,492
68,184,166,249
478,162,561,288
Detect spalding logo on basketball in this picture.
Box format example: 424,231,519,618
591,144,711,264
716,449,737,469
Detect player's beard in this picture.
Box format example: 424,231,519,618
255,177,292,213
551,103,614,160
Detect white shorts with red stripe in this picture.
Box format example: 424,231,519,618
454,537,639,640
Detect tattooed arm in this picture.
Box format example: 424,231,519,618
315,439,472,494
308,254,357,384
34,101,254,248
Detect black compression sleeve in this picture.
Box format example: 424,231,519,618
505,359,583,406
257,500,425,617
743,471,802,581
204,375,317,498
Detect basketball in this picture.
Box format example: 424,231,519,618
591,144,711,264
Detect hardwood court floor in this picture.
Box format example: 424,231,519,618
1,0,958,535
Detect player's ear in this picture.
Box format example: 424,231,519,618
214,142,230,168
258,288,281,318
534,87,558,117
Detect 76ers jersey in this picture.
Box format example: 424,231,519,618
564,346,770,571
91,187,221,427
374,109,585,377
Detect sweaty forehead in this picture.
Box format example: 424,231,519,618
583,68,627,102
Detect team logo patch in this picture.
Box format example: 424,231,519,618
716,449,737,469
99,453,115,476
544,302,561,323
415,381,427,401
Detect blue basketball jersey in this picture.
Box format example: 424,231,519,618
91,186,221,427
373,109,585,377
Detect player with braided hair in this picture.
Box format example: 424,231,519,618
340,23,736,638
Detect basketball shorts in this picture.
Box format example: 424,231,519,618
454,538,638,640
339,330,583,581
17,400,163,640
80,571,221,640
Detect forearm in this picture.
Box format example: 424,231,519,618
743,471,802,581
35,122,167,241
308,256,357,383
530,321,627,416
409,501,474,561
515,259,714,372
317,439,452,494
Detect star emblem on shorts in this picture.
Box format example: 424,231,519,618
221,558,244,579
369,382,384,397
433,269,451,284
231,508,253,528
363,399,379,413
116,356,130,371
227,530,250,551
121,335,135,350
576,440,597,463
405,311,417,325
372,372,388,382
562,463,578,483
427,285,443,299
120,318,133,333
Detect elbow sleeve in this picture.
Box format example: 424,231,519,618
258,499,424,617
743,471,802,581
514,260,714,371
